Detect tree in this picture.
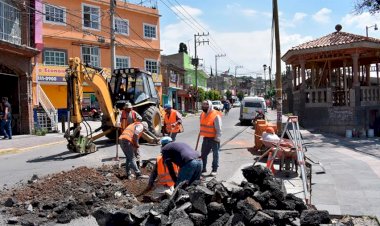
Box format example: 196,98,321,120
237,91,244,101
198,88,205,102
225,90,232,100
178,43,188,54
355,0,380,14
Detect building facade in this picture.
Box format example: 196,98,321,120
0,0,40,134
33,0,161,124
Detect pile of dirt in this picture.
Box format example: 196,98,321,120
0,164,151,225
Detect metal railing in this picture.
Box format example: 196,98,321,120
37,85,58,131
0,0,21,45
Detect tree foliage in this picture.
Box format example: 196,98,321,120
178,42,188,54
225,90,232,100
237,91,244,101
355,0,380,14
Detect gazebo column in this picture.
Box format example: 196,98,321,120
352,53,360,86
300,59,306,89
365,64,371,86
343,60,348,105
311,63,315,89
292,65,297,90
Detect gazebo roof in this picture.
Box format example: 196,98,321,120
291,31,380,50
282,30,380,63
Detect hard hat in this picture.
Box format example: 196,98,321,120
164,104,172,109
265,127,275,134
160,136,173,146
141,121,149,130
124,102,133,109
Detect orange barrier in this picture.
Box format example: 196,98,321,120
266,151,276,174
254,120,277,149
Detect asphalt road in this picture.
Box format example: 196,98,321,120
0,107,255,225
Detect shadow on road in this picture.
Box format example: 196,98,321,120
26,151,84,163
94,139,116,149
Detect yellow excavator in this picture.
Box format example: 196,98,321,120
64,57,162,154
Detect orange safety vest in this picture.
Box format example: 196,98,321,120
164,110,180,133
121,110,137,131
119,122,143,146
200,110,219,138
156,156,179,187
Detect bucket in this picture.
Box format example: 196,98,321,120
368,129,375,138
345,129,352,138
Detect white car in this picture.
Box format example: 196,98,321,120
211,101,223,111
233,101,241,108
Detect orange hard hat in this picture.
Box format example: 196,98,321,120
265,127,275,134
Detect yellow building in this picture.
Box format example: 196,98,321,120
33,0,162,120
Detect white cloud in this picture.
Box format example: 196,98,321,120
312,8,332,24
341,12,380,29
241,9,257,17
293,12,307,23
171,5,202,18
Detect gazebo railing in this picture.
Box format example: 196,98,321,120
305,88,332,107
360,86,380,106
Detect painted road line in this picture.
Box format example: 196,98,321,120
0,141,65,156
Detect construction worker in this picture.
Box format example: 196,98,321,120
160,137,202,187
200,100,222,176
119,121,149,179
141,137,180,200
120,102,142,131
163,104,183,141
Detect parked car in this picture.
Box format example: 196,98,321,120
211,100,223,111
233,101,241,108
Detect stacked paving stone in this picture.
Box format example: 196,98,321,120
92,165,331,226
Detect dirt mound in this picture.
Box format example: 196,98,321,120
0,164,151,225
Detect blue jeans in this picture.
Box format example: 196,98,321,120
201,137,220,172
176,159,202,186
120,140,140,176
1,119,12,139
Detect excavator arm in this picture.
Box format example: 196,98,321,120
65,57,118,154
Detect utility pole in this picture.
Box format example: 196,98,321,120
263,64,267,95
193,33,209,111
215,53,226,91
110,0,116,72
273,0,282,133
268,66,272,87
234,65,243,97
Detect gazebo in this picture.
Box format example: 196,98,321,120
282,25,380,136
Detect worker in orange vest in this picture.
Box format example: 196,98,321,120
141,137,180,200
120,102,142,132
119,121,149,179
163,104,183,141
200,100,222,177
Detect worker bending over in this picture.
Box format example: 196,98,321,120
200,100,222,176
163,104,183,141
160,137,202,187
119,121,149,179
141,137,179,200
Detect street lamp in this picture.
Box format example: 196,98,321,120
263,64,267,95
234,65,243,96
366,24,378,37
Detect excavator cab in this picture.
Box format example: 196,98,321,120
109,68,162,137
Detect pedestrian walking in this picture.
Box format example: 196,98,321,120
223,101,230,115
119,121,149,179
160,137,202,187
1,97,12,139
163,104,183,141
200,100,222,176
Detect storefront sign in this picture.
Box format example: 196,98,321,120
38,76,66,83
37,65,111,79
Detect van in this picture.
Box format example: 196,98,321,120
239,96,266,123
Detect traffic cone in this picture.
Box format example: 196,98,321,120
266,152,276,174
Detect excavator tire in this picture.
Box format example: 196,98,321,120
142,105,162,137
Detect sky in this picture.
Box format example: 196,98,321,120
145,0,380,77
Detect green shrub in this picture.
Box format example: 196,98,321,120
33,127,48,136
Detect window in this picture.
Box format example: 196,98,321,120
0,1,21,45
43,50,66,65
145,59,158,74
115,18,129,35
143,23,156,39
244,102,262,108
116,56,130,69
82,4,100,30
81,46,100,67
44,4,65,24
